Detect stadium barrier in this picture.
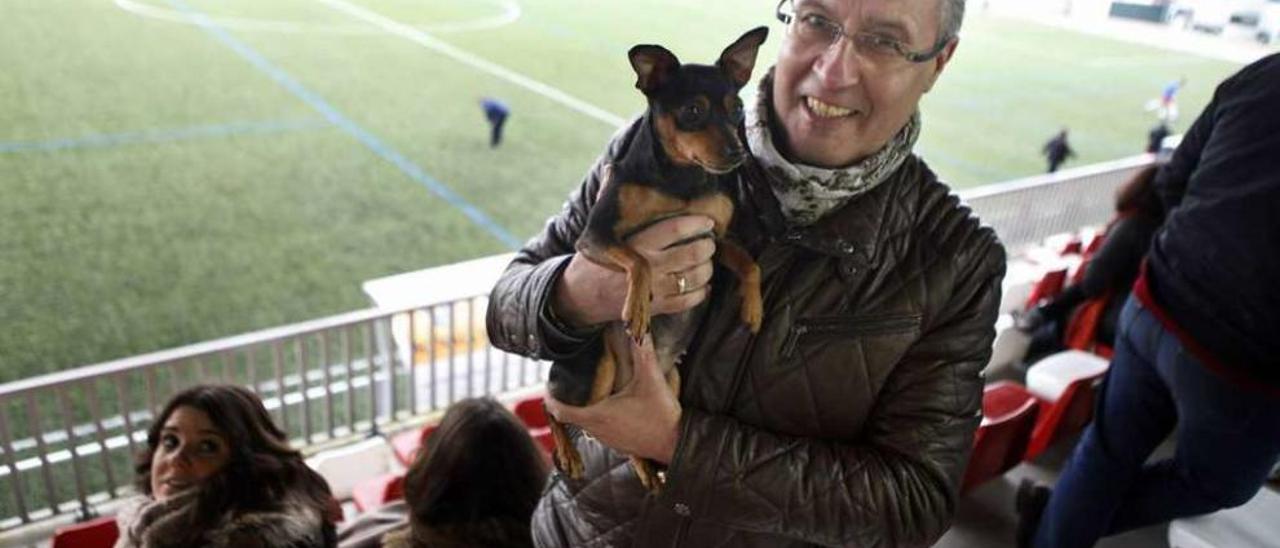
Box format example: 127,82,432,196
0,153,1156,539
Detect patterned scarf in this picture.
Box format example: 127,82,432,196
745,68,920,227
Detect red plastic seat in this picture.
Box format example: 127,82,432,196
1060,237,1083,256
961,381,1040,494
351,473,405,512
52,515,118,548
1024,268,1068,310
529,426,555,455
390,424,437,466
514,395,549,429
1023,372,1106,461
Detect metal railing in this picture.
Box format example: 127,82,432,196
957,154,1156,253
0,154,1155,535
0,294,546,533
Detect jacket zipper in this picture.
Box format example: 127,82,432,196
670,247,796,547
781,314,922,358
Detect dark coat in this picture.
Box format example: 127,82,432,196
486,116,1006,547
1149,52,1280,384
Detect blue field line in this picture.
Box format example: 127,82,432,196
165,0,521,250
0,118,329,154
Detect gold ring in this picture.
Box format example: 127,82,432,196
676,274,688,295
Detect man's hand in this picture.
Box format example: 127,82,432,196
552,215,717,328
544,334,681,464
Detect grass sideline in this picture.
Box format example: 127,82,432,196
1,0,1239,382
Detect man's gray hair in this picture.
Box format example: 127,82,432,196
939,0,966,43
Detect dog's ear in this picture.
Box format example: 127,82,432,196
629,45,681,94
717,27,769,88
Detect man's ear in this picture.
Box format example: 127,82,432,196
717,26,769,88
629,45,681,94
922,37,959,93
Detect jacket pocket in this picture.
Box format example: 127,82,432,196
782,314,923,359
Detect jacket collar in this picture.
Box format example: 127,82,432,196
737,154,925,267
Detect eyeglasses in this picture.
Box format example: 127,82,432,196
775,0,949,67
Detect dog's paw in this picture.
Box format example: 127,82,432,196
558,446,585,480
631,457,663,494
622,295,651,342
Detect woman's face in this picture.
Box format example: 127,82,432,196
150,406,231,500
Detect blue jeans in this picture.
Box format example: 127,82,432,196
1033,295,1280,548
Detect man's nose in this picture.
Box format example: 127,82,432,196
812,39,861,88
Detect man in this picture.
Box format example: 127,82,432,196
480,96,510,148
1022,54,1280,548
1145,121,1170,154
1042,128,1074,173
487,0,1005,546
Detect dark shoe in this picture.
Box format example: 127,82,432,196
1015,479,1051,548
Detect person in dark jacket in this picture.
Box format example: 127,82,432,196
115,385,337,548
480,97,510,148
1146,121,1170,154
1017,165,1165,362
485,0,1005,546
1019,53,1280,548
1042,128,1075,173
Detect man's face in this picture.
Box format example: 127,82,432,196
771,0,956,168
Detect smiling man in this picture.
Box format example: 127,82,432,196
487,0,1006,546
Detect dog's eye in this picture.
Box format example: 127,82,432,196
730,103,745,124
678,104,705,126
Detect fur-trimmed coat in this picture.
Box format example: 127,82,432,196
114,490,333,548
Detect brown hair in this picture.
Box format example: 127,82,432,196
135,384,335,542
1114,165,1164,222
401,397,548,547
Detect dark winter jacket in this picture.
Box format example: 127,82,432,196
486,115,1006,547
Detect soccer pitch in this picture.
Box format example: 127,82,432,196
0,0,1238,381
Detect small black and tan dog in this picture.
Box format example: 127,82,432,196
547,27,769,493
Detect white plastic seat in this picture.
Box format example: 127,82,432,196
1168,485,1280,548
1000,261,1041,313
1025,350,1109,402
984,316,1032,382
306,436,397,500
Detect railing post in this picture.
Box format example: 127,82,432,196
342,327,356,435
428,305,438,412
320,331,335,441
56,387,91,519
297,337,312,445
364,320,379,437
407,310,418,417
84,383,117,497
0,400,31,524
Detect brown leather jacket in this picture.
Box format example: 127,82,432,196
486,119,1006,548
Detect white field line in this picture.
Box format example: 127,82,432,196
113,0,521,35
313,0,628,129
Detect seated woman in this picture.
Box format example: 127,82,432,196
115,384,337,548
1018,165,1167,363
338,397,548,548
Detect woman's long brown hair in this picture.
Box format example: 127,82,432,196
402,397,548,544
134,384,335,543
1114,165,1165,222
